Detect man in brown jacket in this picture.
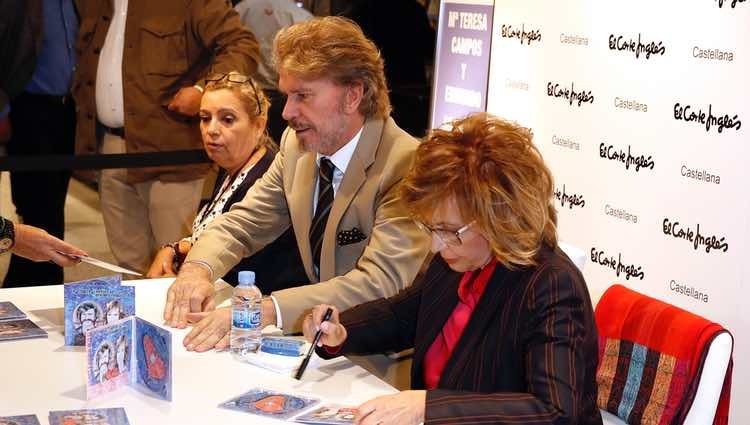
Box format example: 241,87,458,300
72,0,260,272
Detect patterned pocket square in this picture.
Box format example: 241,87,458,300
337,227,367,246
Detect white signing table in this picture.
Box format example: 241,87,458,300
0,278,398,423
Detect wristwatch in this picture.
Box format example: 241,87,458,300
0,216,15,253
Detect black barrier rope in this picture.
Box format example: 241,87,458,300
0,150,211,171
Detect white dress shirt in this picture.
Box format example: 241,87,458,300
271,126,364,328
313,126,364,212
96,0,128,128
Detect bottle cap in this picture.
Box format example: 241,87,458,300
238,271,255,286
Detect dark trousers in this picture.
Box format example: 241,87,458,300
4,91,75,287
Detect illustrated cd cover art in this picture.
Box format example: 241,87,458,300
0,301,26,321
134,317,172,401
295,404,357,424
219,388,320,420
0,415,41,425
48,408,130,425
85,317,172,401
85,319,133,399
64,275,135,346
0,319,47,342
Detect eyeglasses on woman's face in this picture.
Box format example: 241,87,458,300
415,220,477,249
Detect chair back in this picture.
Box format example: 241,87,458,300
558,241,586,272
595,284,732,425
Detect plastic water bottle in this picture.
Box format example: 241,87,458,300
230,271,263,357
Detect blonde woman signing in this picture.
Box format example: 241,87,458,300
304,113,602,425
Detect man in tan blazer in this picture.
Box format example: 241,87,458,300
163,17,430,348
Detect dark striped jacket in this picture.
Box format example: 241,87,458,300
320,245,602,425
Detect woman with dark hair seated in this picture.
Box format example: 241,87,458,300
304,113,602,425
146,72,306,291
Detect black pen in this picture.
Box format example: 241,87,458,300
295,307,333,380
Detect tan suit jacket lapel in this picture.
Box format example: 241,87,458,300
319,118,384,279
289,151,317,281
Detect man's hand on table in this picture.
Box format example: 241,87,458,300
182,296,279,351
163,262,215,328
184,308,232,351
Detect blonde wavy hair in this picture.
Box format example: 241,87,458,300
204,72,276,151
272,16,391,119
400,113,558,269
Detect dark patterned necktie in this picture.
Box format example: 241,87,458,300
309,158,335,271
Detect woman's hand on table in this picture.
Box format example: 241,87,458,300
183,307,232,352
355,390,426,425
302,304,347,348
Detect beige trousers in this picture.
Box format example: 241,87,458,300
99,133,203,273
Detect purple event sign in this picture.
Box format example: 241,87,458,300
430,1,495,129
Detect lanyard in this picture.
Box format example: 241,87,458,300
196,146,260,229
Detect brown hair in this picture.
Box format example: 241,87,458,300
401,113,558,269
273,16,391,119
204,72,276,152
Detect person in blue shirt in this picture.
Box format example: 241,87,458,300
4,0,79,287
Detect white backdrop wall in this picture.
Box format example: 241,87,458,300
480,0,749,422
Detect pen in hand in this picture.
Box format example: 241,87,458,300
295,307,333,380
